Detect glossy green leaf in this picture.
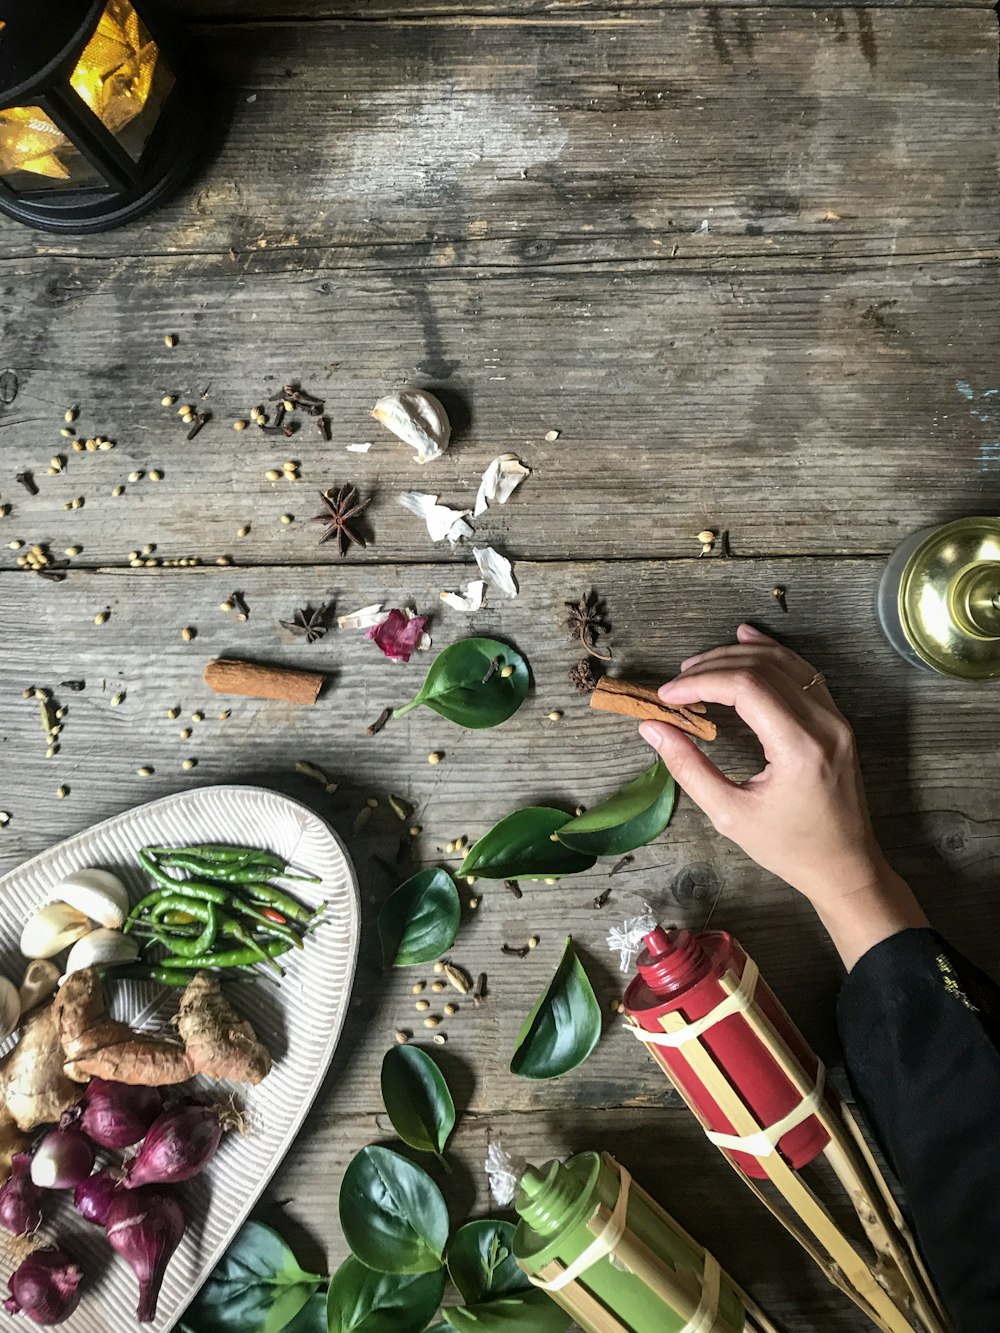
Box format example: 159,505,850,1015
441,1292,572,1333
183,1221,324,1333
446,1221,530,1305
283,1293,326,1333
327,1257,444,1333
379,868,461,968
459,808,596,882
556,760,677,857
394,637,529,729
339,1146,449,1273
511,937,602,1080
381,1044,456,1157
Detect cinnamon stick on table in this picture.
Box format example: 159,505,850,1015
204,657,325,706
590,676,717,742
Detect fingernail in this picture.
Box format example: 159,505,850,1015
640,721,668,747
657,678,678,695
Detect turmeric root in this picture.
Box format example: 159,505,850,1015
177,972,271,1085
55,969,192,1085
1,1004,80,1131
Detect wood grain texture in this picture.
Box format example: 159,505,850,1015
1,257,997,561
0,10,995,262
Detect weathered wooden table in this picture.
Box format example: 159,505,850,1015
2,0,999,1326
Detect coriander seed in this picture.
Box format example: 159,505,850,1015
431,981,445,993
64,407,78,424
219,710,231,720
468,897,479,910
233,420,248,432
528,936,540,949
544,878,557,885
162,395,177,406
414,999,431,1012
128,471,143,484
56,785,68,799
544,429,560,441
7,540,22,550
500,664,515,678
137,766,153,777
110,692,125,707
433,962,445,975
443,1002,458,1016
191,711,204,723
237,525,251,538
181,627,195,642
164,333,178,347
220,600,234,612
446,840,456,854
423,1016,440,1029
433,1033,447,1045
94,610,110,626
149,469,164,482
179,728,192,740
265,470,282,482
547,710,563,721
65,546,82,557
60,427,74,438
427,751,443,765
412,981,426,994
409,825,422,838
280,513,293,525
112,485,125,497
465,876,477,886
167,707,180,719
182,758,197,771
394,1030,409,1044
72,440,85,452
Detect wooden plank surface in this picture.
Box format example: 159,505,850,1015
182,0,995,19
2,10,996,263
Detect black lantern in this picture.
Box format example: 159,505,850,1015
0,0,200,232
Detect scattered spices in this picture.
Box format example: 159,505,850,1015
317,416,331,442
502,943,531,959
544,429,560,442
230,592,250,622
181,759,197,771
431,981,445,994
137,767,154,778
468,897,479,910
443,1002,458,1017
412,982,426,995
394,1030,409,1045
15,472,37,496
56,786,69,800
427,752,443,765
568,660,598,695
94,610,110,626
366,708,392,737
191,711,205,723
433,1033,447,1045
279,605,329,643
433,963,445,974
422,1016,440,1029
149,469,164,483
186,412,210,440
110,692,125,708
179,728,192,740
233,420,248,432
367,608,429,663
312,484,371,556
181,627,195,642
481,655,501,685
111,485,125,497
237,525,251,539
60,680,85,692
128,470,144,483
389,795,412,822
720,529,732,559
408,825,422,838
166,707,180,720
609,855,634,877
0,812,9,827
444,963,472,994
265,470,282,482
697,529,716,557
593,886,613,910
564,591,612,661
547,710,563,722
504,879,523,900
473,973,487,1007
164,334,178,347
161,395,177,407
280,514,294,526
772,585,789,613
528,936,540,950
294,760,338,793
414,999,431,1013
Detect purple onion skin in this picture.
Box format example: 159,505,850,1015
105,1188,184,1324
0,1154,45,1236
30,1128,95,1192
73,1168,120,1226
80,1080,164,1151
124,1104,223,1189
4,1249,82,1325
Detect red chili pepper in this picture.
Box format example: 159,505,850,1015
262,908,287,925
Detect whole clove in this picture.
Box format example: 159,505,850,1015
366,708,392,737
230,592,250,622
317,416,331,442
771,585,789,613
720,529,732,559
593,886,613,909
503,878,523,899
472,972,487,1007
501,943,531,959
15,471,38,496
481,655,501,685
609,855,633,877
60,680,86,692
186,411,210,441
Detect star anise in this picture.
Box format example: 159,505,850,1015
568,659,599,694
564,591,611,661
312,484,371,556
279,604,330,643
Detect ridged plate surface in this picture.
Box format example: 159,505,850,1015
0,785,360,1332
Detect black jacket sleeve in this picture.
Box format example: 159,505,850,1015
837,927,1000,1332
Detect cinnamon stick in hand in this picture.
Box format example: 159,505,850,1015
204,657,325,706
590,676,716,741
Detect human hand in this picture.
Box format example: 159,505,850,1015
639,624,926,967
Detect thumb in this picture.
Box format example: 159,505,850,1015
639,722,742,826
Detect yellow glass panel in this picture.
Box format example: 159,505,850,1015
70,0,174,162
0,105,102,191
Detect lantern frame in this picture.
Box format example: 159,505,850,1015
0,0,201,233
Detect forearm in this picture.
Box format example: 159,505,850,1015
806,864,929,972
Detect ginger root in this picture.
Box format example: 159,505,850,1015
55,968,271,1087
1,1004,80,1131
177,972,271,1085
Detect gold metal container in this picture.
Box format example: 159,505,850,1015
877,517,1000,680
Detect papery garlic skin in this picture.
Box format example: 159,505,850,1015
18,960,60,1016
46,869,129,930
372,390,451,464
20,903,91,960
62,929,139,979
0,978,20,1043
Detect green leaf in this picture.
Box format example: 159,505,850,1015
381,1044,456,1156
394,637,529,729
379,868,461,968
441,1292,572,1332
284,1293,327,1333
184,1220,324,1333
556,760,677,857
339,1146,449,1273
327,1257,444,1333
459,808,596,882
511,937,602,1080
446,1221,530,1305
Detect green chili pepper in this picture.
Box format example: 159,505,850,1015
230,900,304,950
240,882,323,925
158,938,292,970
101,964,192,988
150,899,217,958
214,911,284,975
146,844,321,884
136,851,230,903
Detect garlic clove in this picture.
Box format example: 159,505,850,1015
46,869,129,930
18,960,60,1016
372,390,451,464
62,929,139,979
20,903,91,960
0,978,19,1043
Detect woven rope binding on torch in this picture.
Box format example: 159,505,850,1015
527,1165,633,1292
681,1252,721,1333
703,1064,827,1158
627,959,760,1048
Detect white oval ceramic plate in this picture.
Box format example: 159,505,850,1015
0,785,360,1333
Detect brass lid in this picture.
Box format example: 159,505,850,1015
898,517,1000,680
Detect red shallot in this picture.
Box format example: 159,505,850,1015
105,1188,184,1323
123,1103,226,1188
366,608,429,663
80,1079,163,1150
73,1167,120,1226
30,1127,94,1191
0,1155,44,1236
4,1250,82,1325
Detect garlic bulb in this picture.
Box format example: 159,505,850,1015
20,903,91,960
46,869,129,930
19,960,60,1015
372,390,451,464
0,978,20,1043
63,929,139,979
